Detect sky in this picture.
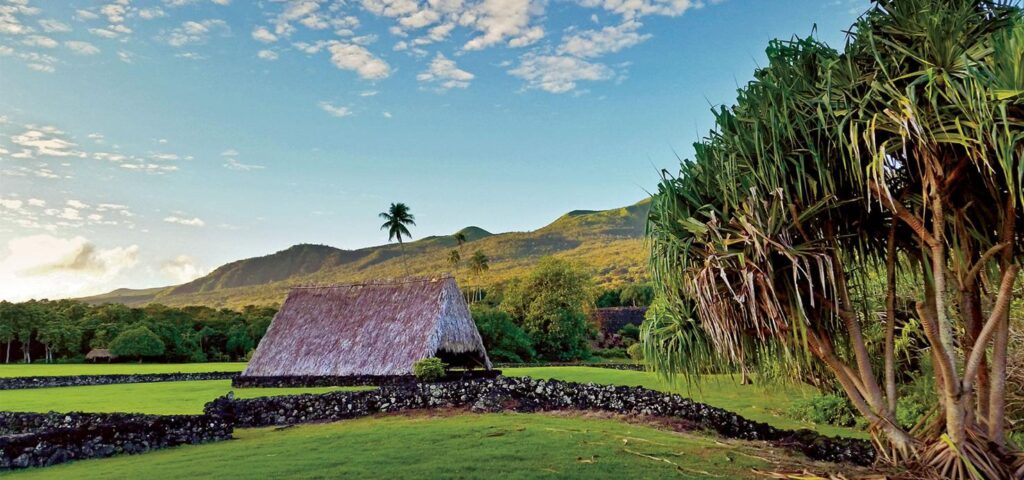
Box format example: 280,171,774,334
0,0,868,301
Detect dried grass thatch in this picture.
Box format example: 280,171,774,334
242,275,491,376
85,349,115,361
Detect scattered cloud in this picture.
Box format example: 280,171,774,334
318,101,353,118
417,52,474,90
163,215,205,227
509,53,613,93
65,40,101,56
38,19,71,33
0,235,140,301
252,26,277,43
257,49,278,60
163,19,229,47
160,254,206,282
558,20,651,58
221,149,265,171
327,42,390,79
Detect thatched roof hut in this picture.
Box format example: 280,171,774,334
243,276,491,377
85,348,116,362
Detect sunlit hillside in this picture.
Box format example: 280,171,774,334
82,200,650,308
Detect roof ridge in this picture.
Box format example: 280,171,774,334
290,274,454,290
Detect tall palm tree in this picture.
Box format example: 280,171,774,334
467,250,489,302
447,249,461,270
379,202,416,276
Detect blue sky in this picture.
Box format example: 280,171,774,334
0,0,867,300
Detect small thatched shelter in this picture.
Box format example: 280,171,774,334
243,276,491,377
85,348,116,363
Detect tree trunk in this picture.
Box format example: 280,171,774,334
399,240,410,276
884,223,898,415
4,341,9,364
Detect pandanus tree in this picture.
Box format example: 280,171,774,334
646,1,1024,477
379,202,416,276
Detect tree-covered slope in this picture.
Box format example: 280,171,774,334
82,200,649,308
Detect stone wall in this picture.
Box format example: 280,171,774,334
205,376,875,466
0,372,238,390
231,369,501,388
0,412,232,469
492,362,643,371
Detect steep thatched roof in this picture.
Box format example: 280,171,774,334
243,275,491,376
85,348,115,360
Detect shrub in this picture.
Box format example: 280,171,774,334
787,393,857,427
592,347,627,359
471,306,535,363
617,323,640,341
501,257,595,361
627,342,644,362
413,357,446,382
109,325,165,362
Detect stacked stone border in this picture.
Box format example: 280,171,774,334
0,411,232,469
231,369,501,388
207,376,876,466
1,374,876,471
493,362,644,371
0,372,239,390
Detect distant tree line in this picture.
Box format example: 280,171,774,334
0,300,276,363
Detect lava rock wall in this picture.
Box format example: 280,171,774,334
0,412,232,469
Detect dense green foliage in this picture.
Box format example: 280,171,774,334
645,0,1024,473
470,306,535,363
412,357,446,381
6,414,775,480
501,258,595,361
109,326,165,361
788,394,858,428
0,300,276,363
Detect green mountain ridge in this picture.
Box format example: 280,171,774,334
82,200,650,308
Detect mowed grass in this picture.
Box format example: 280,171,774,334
0,364,860,437
503,367,863,438
0,363,247,377
0,380,371,415
5,413,777,480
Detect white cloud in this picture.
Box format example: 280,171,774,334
461,0,544,50
578,0,697,20
160,255,206,283
509,53,613,93
318,101,353,118
38,19,71,33
164,19,229,47
327,42,390,79
163,215,205,227
66,199,89,209
220,149,264,171
0,235,140,301
417,52,474,89
558,20,651,58
10,128,84,158
22,35,58,48
382,111,393,118
65,41,101,56
252,26,278,43
257,49,278,60
138,8,167,20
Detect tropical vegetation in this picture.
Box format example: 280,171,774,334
645,1,1024,477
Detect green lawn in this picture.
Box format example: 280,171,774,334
0,380,371,415
0,363,859,437
502,367,862,438
0,363,247,377
5,413,778,480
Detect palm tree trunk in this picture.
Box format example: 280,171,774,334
884,222,898,415
399,240,410,276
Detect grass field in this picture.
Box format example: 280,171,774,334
501,367,861,438
0,380,371,415
0,363,246,377
5,412,787,480
0,364,859,437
